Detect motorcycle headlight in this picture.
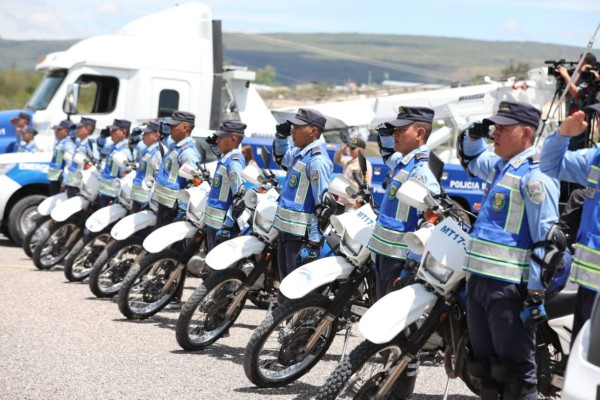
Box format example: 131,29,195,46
423,252,453,284
0,163,16,176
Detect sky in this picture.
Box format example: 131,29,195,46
0,0,598,48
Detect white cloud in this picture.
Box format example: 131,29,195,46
96,1,119,15
496,18,527,40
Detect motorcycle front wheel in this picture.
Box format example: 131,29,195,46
88,236,143,298
63,232,112,282
316,340,409,400
22,216,52,258
32,219,81,270
176,268,247,350
243,293,337,388
117,250,184,319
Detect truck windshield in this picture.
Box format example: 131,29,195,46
25,69,67,111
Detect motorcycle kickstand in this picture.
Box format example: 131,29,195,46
339,327,352,362
442,377,452,400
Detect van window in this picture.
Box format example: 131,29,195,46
158,90,179,117
74,75,119,114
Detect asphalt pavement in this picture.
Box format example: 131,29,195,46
0,234,476,400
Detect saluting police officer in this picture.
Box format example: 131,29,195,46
97,119,134,208
9,112,31,153
369,107,440,299
539,105,600,345
18,127,39,153
272,108,333,282
48,120,76,196
128,122,162,213
64,117,97,197
459,101,560,399
151,111,202,226
204,121,247,252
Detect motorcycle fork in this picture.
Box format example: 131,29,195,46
153,231,203,288
377,298,450,398
225,246,273,319
304,266,370,354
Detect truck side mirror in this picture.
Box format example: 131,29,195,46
63,83,80,116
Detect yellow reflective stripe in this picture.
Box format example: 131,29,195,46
130,184,150,203
151,184,179,207
292,161,310,204
98,177,118,197
47,167,62,181
498,173,524,234
588,165,600,185
465,238,530,282
65,172,82,187
273,206,311,236
167,150,180,183
368,223,408,259
217,165,232,202
205,205,227,229
572,243,600,290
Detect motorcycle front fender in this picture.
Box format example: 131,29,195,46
37,192,69,216
50,196,90,222
85,203,128,233
280,256,355,300
358,283,439,344
143,220,197,253
110,210,157,240
206,235,266,271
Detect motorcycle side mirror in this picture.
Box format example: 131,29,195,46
358,150,367,176
178,162,199,180
396,178,436,211
199,145,207,164
260,145,271,168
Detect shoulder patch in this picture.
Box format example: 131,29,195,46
415,152,429,160
412,174,426,183
181,156,189,164
228,171,238,182
231,154,240,161
311,147,322,156
310,169,320,184
526,179,547,205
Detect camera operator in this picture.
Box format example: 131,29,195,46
555,52,598,116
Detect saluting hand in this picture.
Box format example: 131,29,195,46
559,111,588,137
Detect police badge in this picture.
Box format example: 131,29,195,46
388,184,398,200
491,192,506,212
213,176,221,187
289,174,298,188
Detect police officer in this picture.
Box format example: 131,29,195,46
48,120,76,196
19,127,40,153
459,101,560,399
97,119,133,208
369,107,440,300
539,105,600,344
64,117,97,198
272,108,333,282
204,121,247,252
334,137,373,209
9,112,31,153
130,122,162,212
151,111,202,226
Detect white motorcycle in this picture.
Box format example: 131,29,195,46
243,154,374,388
116,160,212,320
317,178,575,400
22,191,69,258
32,151,101,270
62,152,136,282
175,148,281,351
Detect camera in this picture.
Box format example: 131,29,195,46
544,59,577,78
580,61,600,83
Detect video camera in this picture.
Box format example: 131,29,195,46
544,59,577,78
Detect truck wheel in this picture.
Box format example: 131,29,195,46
8,195,46,247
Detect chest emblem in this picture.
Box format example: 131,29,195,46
289,174,299,188
213,176,221,187
388,184,398,201
491,192,506,212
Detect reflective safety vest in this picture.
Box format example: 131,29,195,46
205,151,245,229
98,141,131,198
273,146,323,237
152,140,197,208
368,152,427,260
465,157,536,284
65,138,91,189
131,142,162,204
48,137,74,181
572,149,600,292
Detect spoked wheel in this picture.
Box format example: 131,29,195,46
316,340,407,400
32,220,81,270
243,293,337,388
88,236,143,298
176,268,247,350
63,232,112,282
117,250,184,319
22,216,52,258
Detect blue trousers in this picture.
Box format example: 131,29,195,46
276,231,306,281
373,254,405,300
466,274,537,391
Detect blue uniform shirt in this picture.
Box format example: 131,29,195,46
274,136,333,242
539,129,595,186
19,140,39,153
464,137,560,290
98,140,133,198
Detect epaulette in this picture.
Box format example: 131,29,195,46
311,147,322,156
528,153,540,164
231,154,241,161
415,152,429,160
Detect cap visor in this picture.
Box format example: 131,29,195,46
166,119,182,126
483,115,519,126
387,119,413,127
214,130,232,137
584,104,600,113
287,117,308,126
108,125,119,130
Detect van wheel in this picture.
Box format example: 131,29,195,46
8,195,46,247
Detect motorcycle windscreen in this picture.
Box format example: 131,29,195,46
359,283,438,344
205,235,266,271
142,220,196,253
280,256,354,299
50,196,90,222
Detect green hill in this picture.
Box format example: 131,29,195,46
0,33,585,85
